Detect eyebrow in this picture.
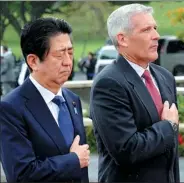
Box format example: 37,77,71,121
140,24,157,30
55,46,73,52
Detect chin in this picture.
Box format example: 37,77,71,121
149,53,158,62
62,76,70,82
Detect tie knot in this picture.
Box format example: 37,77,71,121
52,96,65,107
142,70,152,81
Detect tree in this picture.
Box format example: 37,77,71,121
0,14,9,42
0,1,80,41
167,7,184,40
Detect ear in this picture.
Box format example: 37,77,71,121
27,54,40,72
116,32,128,47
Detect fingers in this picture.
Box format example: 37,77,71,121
164,101,177,110
170,103,177,110
162,101,178,124
72,135,80,145
81,144,89,150
164,100,169,109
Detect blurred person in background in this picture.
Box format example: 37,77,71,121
0,45,16,97
83,52,97,80
90,3,179,183
0,17,89,182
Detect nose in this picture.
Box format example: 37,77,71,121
62,52,72,66
153,29,160,40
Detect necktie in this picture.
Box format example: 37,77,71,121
142,70,163,117
52,96,74,147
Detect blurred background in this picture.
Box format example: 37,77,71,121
0,1,184,182
1,1,184,75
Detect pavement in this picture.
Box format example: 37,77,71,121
1,155,184,182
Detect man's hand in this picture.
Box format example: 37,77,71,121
70,135,90,168
161,101,179,125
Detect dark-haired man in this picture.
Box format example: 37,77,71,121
0,18,89,182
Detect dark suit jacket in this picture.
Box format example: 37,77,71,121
0,78,89,182
90,55,179,183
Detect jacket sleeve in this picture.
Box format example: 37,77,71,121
0,101,81,182
1,59,9,75
90,77,175,165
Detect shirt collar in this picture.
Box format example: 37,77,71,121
126,59,150,77
29,75,63,104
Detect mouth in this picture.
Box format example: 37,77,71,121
59,70,71,75
150,45,158,51
150,44,158,49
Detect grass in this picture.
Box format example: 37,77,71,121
2,1,184,70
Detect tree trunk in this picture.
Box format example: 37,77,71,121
1,2,22,37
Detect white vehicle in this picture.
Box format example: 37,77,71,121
155,35,184,76
96,36,184,76
95,45,118,74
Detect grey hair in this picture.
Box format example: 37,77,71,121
107,3,154,46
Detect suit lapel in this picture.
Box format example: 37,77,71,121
62,88,83,139
20,79,68,154
116,55,160,123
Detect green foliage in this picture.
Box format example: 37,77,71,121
2,1,184,70
178,145,184,156
178,95,184,123
85,126,97,153
167,7,184,40
151,2,184,37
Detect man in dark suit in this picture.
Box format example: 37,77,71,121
0,18,90,182
90,3,179,183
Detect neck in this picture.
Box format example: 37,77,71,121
31,73,61,94
120,52,148,69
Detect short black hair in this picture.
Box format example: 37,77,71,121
20,17,72,71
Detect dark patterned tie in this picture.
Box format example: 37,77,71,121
52,96,74,147
142,70,163,117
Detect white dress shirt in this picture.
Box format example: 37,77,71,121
29,75,63,125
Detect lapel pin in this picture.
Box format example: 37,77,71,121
72,101,78,115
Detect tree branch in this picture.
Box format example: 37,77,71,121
20,1,27,24
1,2,22,37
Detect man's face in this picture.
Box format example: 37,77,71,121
124,13,160,63
35,33,73,86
